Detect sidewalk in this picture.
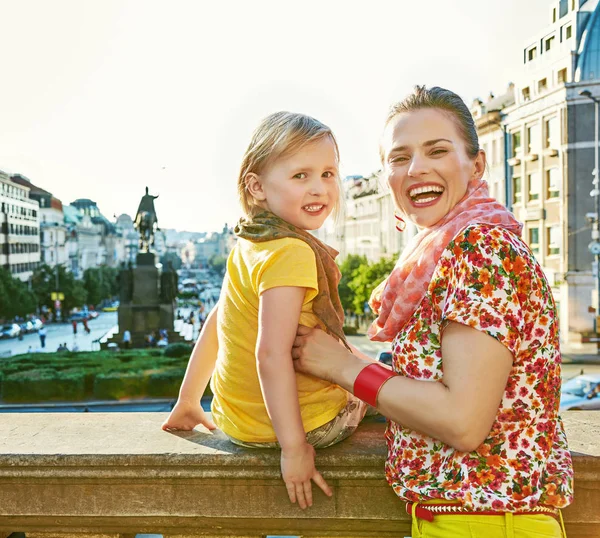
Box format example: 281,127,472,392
560,341,600,364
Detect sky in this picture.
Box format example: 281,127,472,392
0,0,555,233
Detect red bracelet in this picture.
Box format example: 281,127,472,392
353,363,397,407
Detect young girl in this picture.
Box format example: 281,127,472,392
162,112,366,510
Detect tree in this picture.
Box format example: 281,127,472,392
83,266,119,306
160,252,182,271
348,256,396,315
208,254,227,276
337,254,367,313
31,264,88,314
0,268,37,319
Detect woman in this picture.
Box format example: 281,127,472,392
292,86,573,537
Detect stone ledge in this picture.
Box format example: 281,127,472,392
0,412,598,537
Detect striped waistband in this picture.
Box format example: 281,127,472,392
406,502,560,523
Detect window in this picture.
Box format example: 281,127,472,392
558,67,568,83
546,116,559,148
528,47,538,61
553,7,557,22
538,78,548,92
528,172,541,201
512,131,522,155
527,124,540,153
559,0,568,17
566,25,572,39
522,87,531,101
548,225,561,255
547,168,561,198
513,176,522,204
491,139,498,165
545,36,555,51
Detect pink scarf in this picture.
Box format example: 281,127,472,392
368,178,523,342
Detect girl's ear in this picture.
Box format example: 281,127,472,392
245,173,266,202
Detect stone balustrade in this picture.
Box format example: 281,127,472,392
0,412,598,538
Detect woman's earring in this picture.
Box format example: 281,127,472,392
395,214,406,232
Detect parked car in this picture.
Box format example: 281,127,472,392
1,323,21,339
102,301,119,312
30,318,44,331
376,350,393,367
560,374,600,411
19,320,34,334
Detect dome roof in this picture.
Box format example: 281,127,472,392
576,3,600,81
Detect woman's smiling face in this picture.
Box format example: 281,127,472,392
381,108,485,229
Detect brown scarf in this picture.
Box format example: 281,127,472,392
234,210,349,349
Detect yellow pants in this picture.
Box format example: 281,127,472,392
410,502,567,538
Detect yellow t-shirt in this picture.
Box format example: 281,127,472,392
210,237,348,443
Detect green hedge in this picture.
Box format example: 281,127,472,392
147,369,186,398
3,368,86,403
0,349,193,403
164,342,193,358
93,372,149,400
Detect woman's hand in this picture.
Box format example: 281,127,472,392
292,325,354,384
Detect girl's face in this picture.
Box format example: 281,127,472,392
248,136,339,230
381,108,485,229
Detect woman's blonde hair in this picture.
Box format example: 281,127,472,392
237,111,341,217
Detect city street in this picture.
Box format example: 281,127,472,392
0,312,118,357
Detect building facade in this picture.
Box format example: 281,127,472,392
471,85,516,206
504,0,600,341
70,199,125,270
10,174,68,269
0,171,41,282
315,174,416,263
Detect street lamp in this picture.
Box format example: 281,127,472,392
580,89,600,346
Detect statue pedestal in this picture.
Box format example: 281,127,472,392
107,254,181,350
159,302,175,329
132,266,159,305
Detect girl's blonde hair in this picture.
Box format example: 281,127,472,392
238,111,341,217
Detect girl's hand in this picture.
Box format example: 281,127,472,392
161,398,217,432
280,442,332,509
292,325,351,383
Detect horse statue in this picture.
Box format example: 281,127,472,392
134,187,159,252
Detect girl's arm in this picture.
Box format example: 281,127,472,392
161,305,219,432
293,321,512,453
257,287,332,510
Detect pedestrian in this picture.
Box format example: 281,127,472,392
82,317,90,334
163,111,362,509
72,320,77,335
291,86,573,536
38,326,47,349
122,329,131,349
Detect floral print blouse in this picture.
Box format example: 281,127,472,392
386,224,574,511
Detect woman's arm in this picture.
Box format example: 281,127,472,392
293,321,512,452
257,286,332,509
161,305,219,431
